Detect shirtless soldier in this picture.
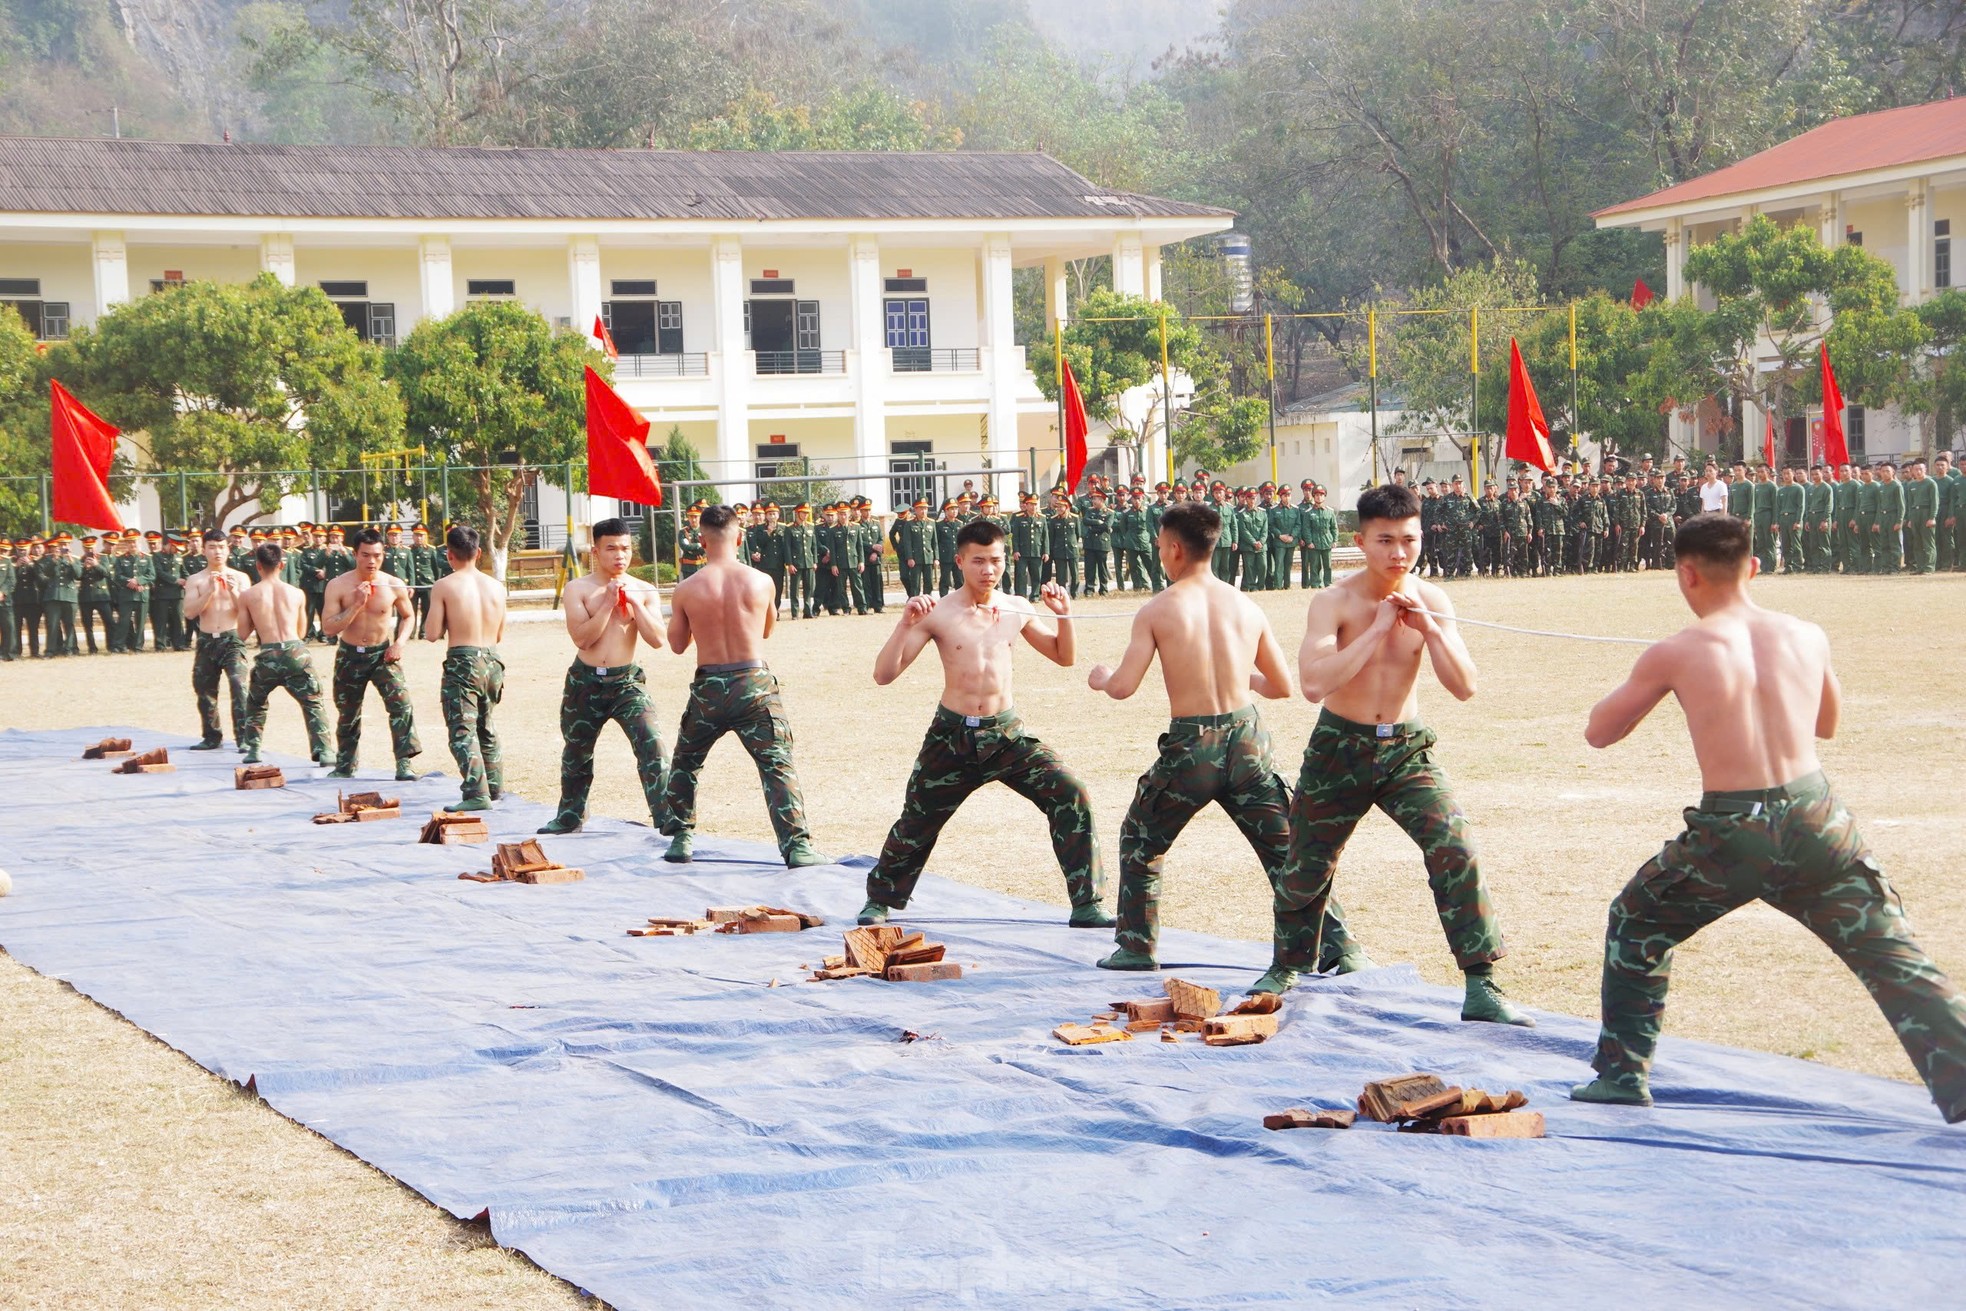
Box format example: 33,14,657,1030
1274,483,1529,1024
1573,513,1966,1118
540,517,670,835
180,530,252,751
1088,501,1347,979
236,541,330,766
320,527,421,781
659,504,821,867
859,517,1113,928
423,524,507,812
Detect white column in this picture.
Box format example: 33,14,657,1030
981,234,1019,496
1112,232,1145,298
847,235,889,510
1663,219,1685,301
1906,182,1930,304
1044,256,1069,331
1819,193,1843,250
91,231,129,316
710,236,753,504
259,233,295,287
418,235,454,322
1144,244,1163,302
568,235,603,341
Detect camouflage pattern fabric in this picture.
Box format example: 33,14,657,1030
1273,709,1506,973
332,640,422,771
440,645,505,802
1113,706,1352,963
867,706,1103,912
191,629,250,746
240,639,331,763
1590,772,1966,1121
550,660,669,829
659,664,812,858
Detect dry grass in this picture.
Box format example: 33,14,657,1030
3,569,1962,1304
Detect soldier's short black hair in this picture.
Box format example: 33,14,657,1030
1675,513,1752,575
699,504,738,533
348,527,383,549
1356,483,1422,525
254,543,283,571
203,528,226,544
446,525,481,558
1159,502,1220,557
956,518,1006,551
592,517,632,544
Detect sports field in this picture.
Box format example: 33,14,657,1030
3,570,1961,1308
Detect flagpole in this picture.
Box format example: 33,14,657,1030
1055,327,1066,490
1569,301,1581,458
1265,312,1278,486
1368,305,1380,487
1469,306,1480,493
1159,308,1174,486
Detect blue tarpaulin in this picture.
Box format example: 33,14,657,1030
2,726,1961,1309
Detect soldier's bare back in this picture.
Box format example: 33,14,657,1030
668,555,773,666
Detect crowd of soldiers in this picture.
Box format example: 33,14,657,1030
0,521,452,660
674,470,1344,616
1405,450,1966,579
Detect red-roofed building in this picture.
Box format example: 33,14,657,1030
1596,97,1966,461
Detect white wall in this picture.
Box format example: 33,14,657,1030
452,244,574,327
0,242,94,329
739,246,849,350
599,247,714,354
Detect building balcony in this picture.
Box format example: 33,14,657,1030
614,351,709,378
754,349,846,376
891,347,980,373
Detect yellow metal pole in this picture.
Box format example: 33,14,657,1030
1469,307,1481,493
1265,312,1278,485
1367,306,1380,486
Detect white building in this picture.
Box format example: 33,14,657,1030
1595,96,1966,463
1213,384,1400,511
0,137,1232,523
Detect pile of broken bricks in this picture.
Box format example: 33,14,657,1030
109,746,174,775
81,737,133,760
235,764,286,790
418,811,489,844
1265,1073,1544,1139
459,839,584,884
313,790,400,824
1055,979,1283,1048
808,924,961,982
628,905,824,937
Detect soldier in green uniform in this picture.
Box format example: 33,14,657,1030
898,498,937,598
1874,461,1906,573
1471,483,1501,576
151,533,188,650
1080,489,1113,594
780,503,817,618
1805,466,1835,573
1419,479,1441,577
1010,493,1049,600
1726,461,1753,523
1233,487,1269,590
1534,480,1567,576
74,535,111,654
1750,466,1778,575
225,526,252,574
1209,485,1237,583
408,523,441,631
1301,485,1337,586
110,529,152,654
934,499,963,594
298,527,330,640
746,501,784,612
1266,484,1300,588
381,523,413,585
1853,464,1879,573
677,502,706,580
1936,453,1956,571
1446,476,1479,577
1577,480,1609,574
320,527,421,780
1143,483,1170,593
0,538,16,660
1047,491,1082,597
1903,457,1939,574
846,499,876,613
1775,466,1807,573
1831,464,1857,573
38,534,79,656
1502,484,1532,577
1644,471,1676,570
1946,454,1966,572
1119,489,1155,591
812,504,843,615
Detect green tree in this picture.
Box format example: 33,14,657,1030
1644,215,1924,461
49,276,400,527
1903,290,1966,450
685,83,957,150
0,307,56,536
1520,290,1664,461
388,300,595,573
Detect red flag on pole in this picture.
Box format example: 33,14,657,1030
592,314,618,361
1061,356,1090,493
1764,408,1777,470
49,379,123,531
1503,338,1555,472
1819,342,1849,466
1631,277,1655,309
583,366,661,507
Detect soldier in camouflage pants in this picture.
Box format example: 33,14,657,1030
191,629,250,748
440,645,505,805
544,659,668,832
1582,772,1966,1120
862,706,1106,923
1267,710,1519,1017
1099,706,1354,974
331,641,421,775
239,639,330,764
659,662,817,865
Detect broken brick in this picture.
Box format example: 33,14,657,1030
884,961,962,982
1264,1108,1355,1131
1164,978,1221,1021
1357,1074,1449,1122
1053,1023,1131,1046
1123,997,1176,1024
1201,1013,1279,1046
82,737,133,759
1436,1110,1545,1139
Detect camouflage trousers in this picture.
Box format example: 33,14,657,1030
1113,706,1350,962
191,629,250,746
332,641,421,771
440,645,505,802
1273,710,1506,973
660,662,812,857
552,660,669,828
240,640,330,762
867,706,1103,912
1592,773,1966,1121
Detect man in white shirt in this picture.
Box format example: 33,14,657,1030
1699,463,1730,514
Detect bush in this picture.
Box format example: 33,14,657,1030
628,562,677,585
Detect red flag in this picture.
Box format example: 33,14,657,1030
1764,408,1777,470
583,366,661,508
1631,277,1655,309
1061,356,1090,493
592,315,618,361
49,379,122,531
1819,342,1849,466
1503,339,1555,472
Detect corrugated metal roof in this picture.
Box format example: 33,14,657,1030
0,137,1233,223
1596,97,1966,220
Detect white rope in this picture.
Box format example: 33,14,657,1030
1045,603,1654,646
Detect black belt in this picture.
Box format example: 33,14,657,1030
697,659,765,675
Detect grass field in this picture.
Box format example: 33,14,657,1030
4,568,1962,1307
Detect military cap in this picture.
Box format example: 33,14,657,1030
1259,481,1275,491
81,534,99,544
298,521,314,531
1301,478,1316,488
794,502,811,512
122,528,140,539
913,497,930,508
280,526,299,536
1421,478,1435,486
0,537,10,548
144,529,163,540
228,524,246,535
54,531,72,543
327,525,344,536
1450,474,1464,483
